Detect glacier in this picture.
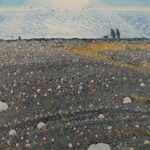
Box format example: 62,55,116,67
0,9,150,39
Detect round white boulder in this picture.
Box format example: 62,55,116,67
9,130,17,136
37,122,46,130
88,143,111,150
98,114,105,119
123,97,132,104
0,101,8,112
140,83,145,87
144,140,149,144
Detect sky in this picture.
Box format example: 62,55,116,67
0,0,149,10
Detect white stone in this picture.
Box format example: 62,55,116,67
34,94,37,98
144,140,149,144
68,143,73,148
37,102,40,105
43,137,46,140
95,135,98,138
0,101,8,112
9,130,17,136
112,77,115,80
89,104,94,108
51,138,55,142
61,78,64,82
138,79,143,82
79,86,83,90
48,88,52,92
123,97,132,104
37,122,46,130
77,142,80,146
106,84,109,87
140,83,145,87
10,90,14,94
88,143,111,150
123,77,127,80
135,124,140,128
44,93,47,97
25,144,31,147
98,114,105,119
30,71,33,75
57,85,61,89
37,89,41,93
107,126,112,130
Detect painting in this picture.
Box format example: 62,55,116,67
0,0,150,150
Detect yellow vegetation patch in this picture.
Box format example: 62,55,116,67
72,41,126,52
140,60,150,70
131,93,150,104
62,41,150,74
128,43,150,50
65,41,150,52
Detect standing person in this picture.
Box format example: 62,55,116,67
116,28,120,40
110,29,115,39
18,36,21,40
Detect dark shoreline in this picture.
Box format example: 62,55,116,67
0,38,150,42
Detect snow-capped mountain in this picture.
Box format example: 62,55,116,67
0,9,150,40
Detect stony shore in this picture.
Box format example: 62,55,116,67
0,39,150,150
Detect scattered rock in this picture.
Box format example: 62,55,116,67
107,126,112,130
123,77,127,81
0,101,8,112
68,143,73,148
91,80,94,83
25,143,31,147
138,79,143,82
123,97,132,104
9,130,17,136
57,85,61,89
88,143,111,150
51,138,55,142
135,124,140,128
144,140,149,144
37,89,41,93
98,114,105,119
37,122,46,130
140,83,145,87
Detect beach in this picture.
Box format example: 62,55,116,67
0,39,150,150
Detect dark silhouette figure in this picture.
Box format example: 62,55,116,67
18,36,21,40
110,29,115,39
116,28,120,40
103,35,109,39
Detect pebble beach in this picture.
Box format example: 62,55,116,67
0,39,150,150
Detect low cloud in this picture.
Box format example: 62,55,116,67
24,0,108,10
50,0,90,9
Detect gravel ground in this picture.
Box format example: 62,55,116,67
0,39,150,150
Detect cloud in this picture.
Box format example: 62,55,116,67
50,0,90,9
24,0,108,10
1,0,149,10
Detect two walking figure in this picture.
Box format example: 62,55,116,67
110,28,120,39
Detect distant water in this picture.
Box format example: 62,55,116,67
0,9,150,39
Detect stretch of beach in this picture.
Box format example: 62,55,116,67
0,39,150,150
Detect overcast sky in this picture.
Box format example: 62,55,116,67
0,0,149,10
